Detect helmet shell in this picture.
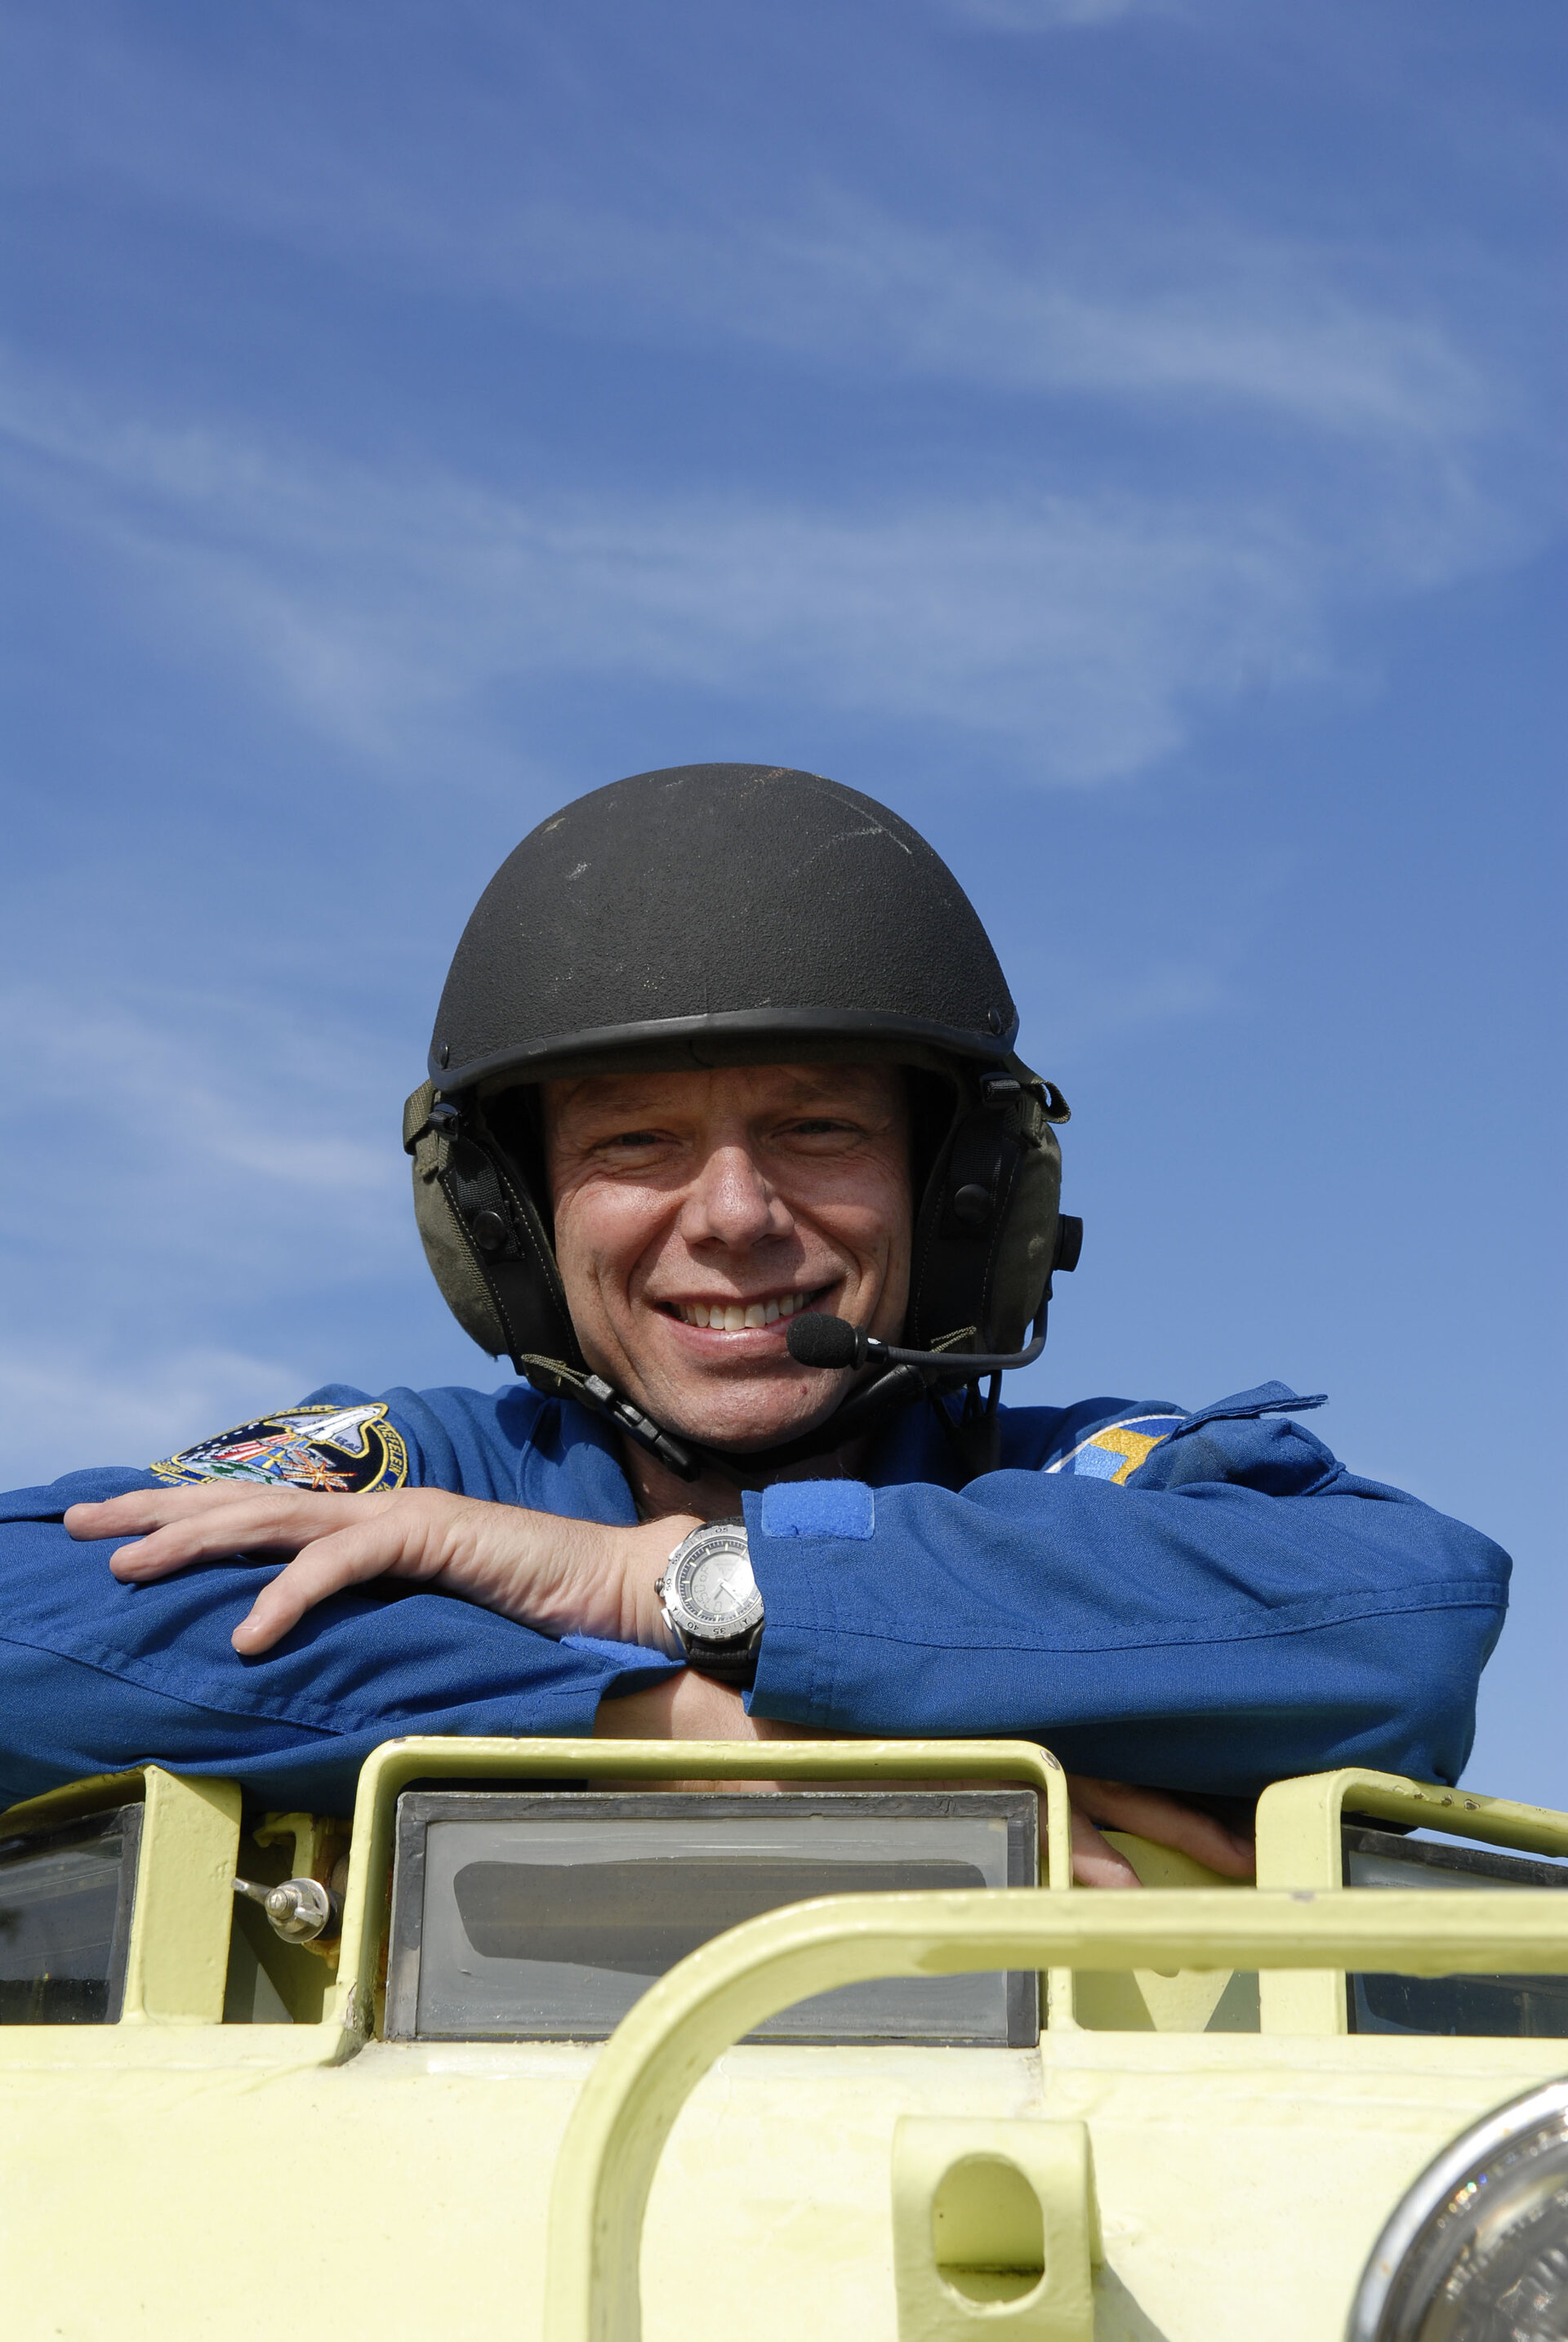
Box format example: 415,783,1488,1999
430,764,1019,1089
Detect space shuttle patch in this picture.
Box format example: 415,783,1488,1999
1045,1412,1183,1486
151,1402,408,1494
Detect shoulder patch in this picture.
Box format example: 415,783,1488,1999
151,1403,408,1494
1045,1413,1183,1487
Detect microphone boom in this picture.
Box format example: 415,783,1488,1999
786,1311,1048,1377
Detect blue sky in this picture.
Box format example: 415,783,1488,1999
2,3,1562,1797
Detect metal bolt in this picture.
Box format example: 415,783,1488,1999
233,1874,341,1944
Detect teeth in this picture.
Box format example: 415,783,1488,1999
676,1292,809,1331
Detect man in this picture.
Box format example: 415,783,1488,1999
0,765,1510,1886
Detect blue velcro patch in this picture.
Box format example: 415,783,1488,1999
760,1480,875,1540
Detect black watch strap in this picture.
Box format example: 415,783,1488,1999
674,1616,764,1687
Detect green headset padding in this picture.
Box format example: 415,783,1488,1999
905,1073,1064,1358
403,1082,583,1378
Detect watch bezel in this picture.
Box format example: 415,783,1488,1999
660,1519,763,1646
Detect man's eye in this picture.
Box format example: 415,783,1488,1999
600,1130,665,1151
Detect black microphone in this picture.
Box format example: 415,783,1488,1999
786,1214,1081,1378
786,1311,1049,1376
785,1313,867,1369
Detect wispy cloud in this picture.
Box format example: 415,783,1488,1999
930,0,1172,21
943,0,1160,20
0,977,426,1480
1,0,1546,802
0,978,407,1338
453,194,1496,445
0,1344,312,1488
0,983,397,1205
1033,956,1232,1058
0,358,1531,786
0,11,1510,449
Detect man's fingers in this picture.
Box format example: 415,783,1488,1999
229,1516,428,1651
106,1514,307,1578
1065,1774,1255,1880
1068,1808,1142,1889
1115,1792,1254,1879
96,1493,388,1579
68,1483,293,1538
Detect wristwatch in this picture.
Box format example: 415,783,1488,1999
655,1517,764,1685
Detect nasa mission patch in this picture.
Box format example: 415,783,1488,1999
151,1402,408,1494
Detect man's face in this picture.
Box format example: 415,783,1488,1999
543,1061,912,1452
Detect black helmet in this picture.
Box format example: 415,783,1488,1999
403,763,1077,1478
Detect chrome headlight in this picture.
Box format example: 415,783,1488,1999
1348,2077,1568,2340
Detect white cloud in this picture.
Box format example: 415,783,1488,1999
0,13,1503,447
1043,957,1231,1056
932,0,1168,20
0,978,408,1391
313,189,1499,448
0,360,1532,788
0,1344,312,1489
1,0,1544,802
0,977,425,1478
0,983,396,1202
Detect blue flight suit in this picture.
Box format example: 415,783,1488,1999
0,1378,1508,1817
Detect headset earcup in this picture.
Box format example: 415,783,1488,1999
988,1107,1062,1342
906,1084,1061,1354
403,1084,584,1374
408,1105,513,1359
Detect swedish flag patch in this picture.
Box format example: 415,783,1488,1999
1046,1413,1182,1486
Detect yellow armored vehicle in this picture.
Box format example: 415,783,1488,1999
6,1734,1568,2342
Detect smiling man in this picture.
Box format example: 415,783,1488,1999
0,764,1512,1886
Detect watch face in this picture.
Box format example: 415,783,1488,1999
671,1527,762,1638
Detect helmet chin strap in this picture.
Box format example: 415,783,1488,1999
515,1351,949,1487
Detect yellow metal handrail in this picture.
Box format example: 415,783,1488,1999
1256,1767,1568,2031
542,1885,1568,2342
1258,1767,1568,1866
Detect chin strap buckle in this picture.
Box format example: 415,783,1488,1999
579,1375,699,1480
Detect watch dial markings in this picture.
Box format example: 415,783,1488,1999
670,1526,762,1637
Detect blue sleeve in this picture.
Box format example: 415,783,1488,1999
0,1431,672,1816
744,1387,1511,1796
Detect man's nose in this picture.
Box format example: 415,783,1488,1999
679,1142,792,1249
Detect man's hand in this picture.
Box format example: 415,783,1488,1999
65,1484,699,1657
595,1680,1256,1889
1060,1774,1254,1889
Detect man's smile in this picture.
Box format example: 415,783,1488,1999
658,1285,835,1334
